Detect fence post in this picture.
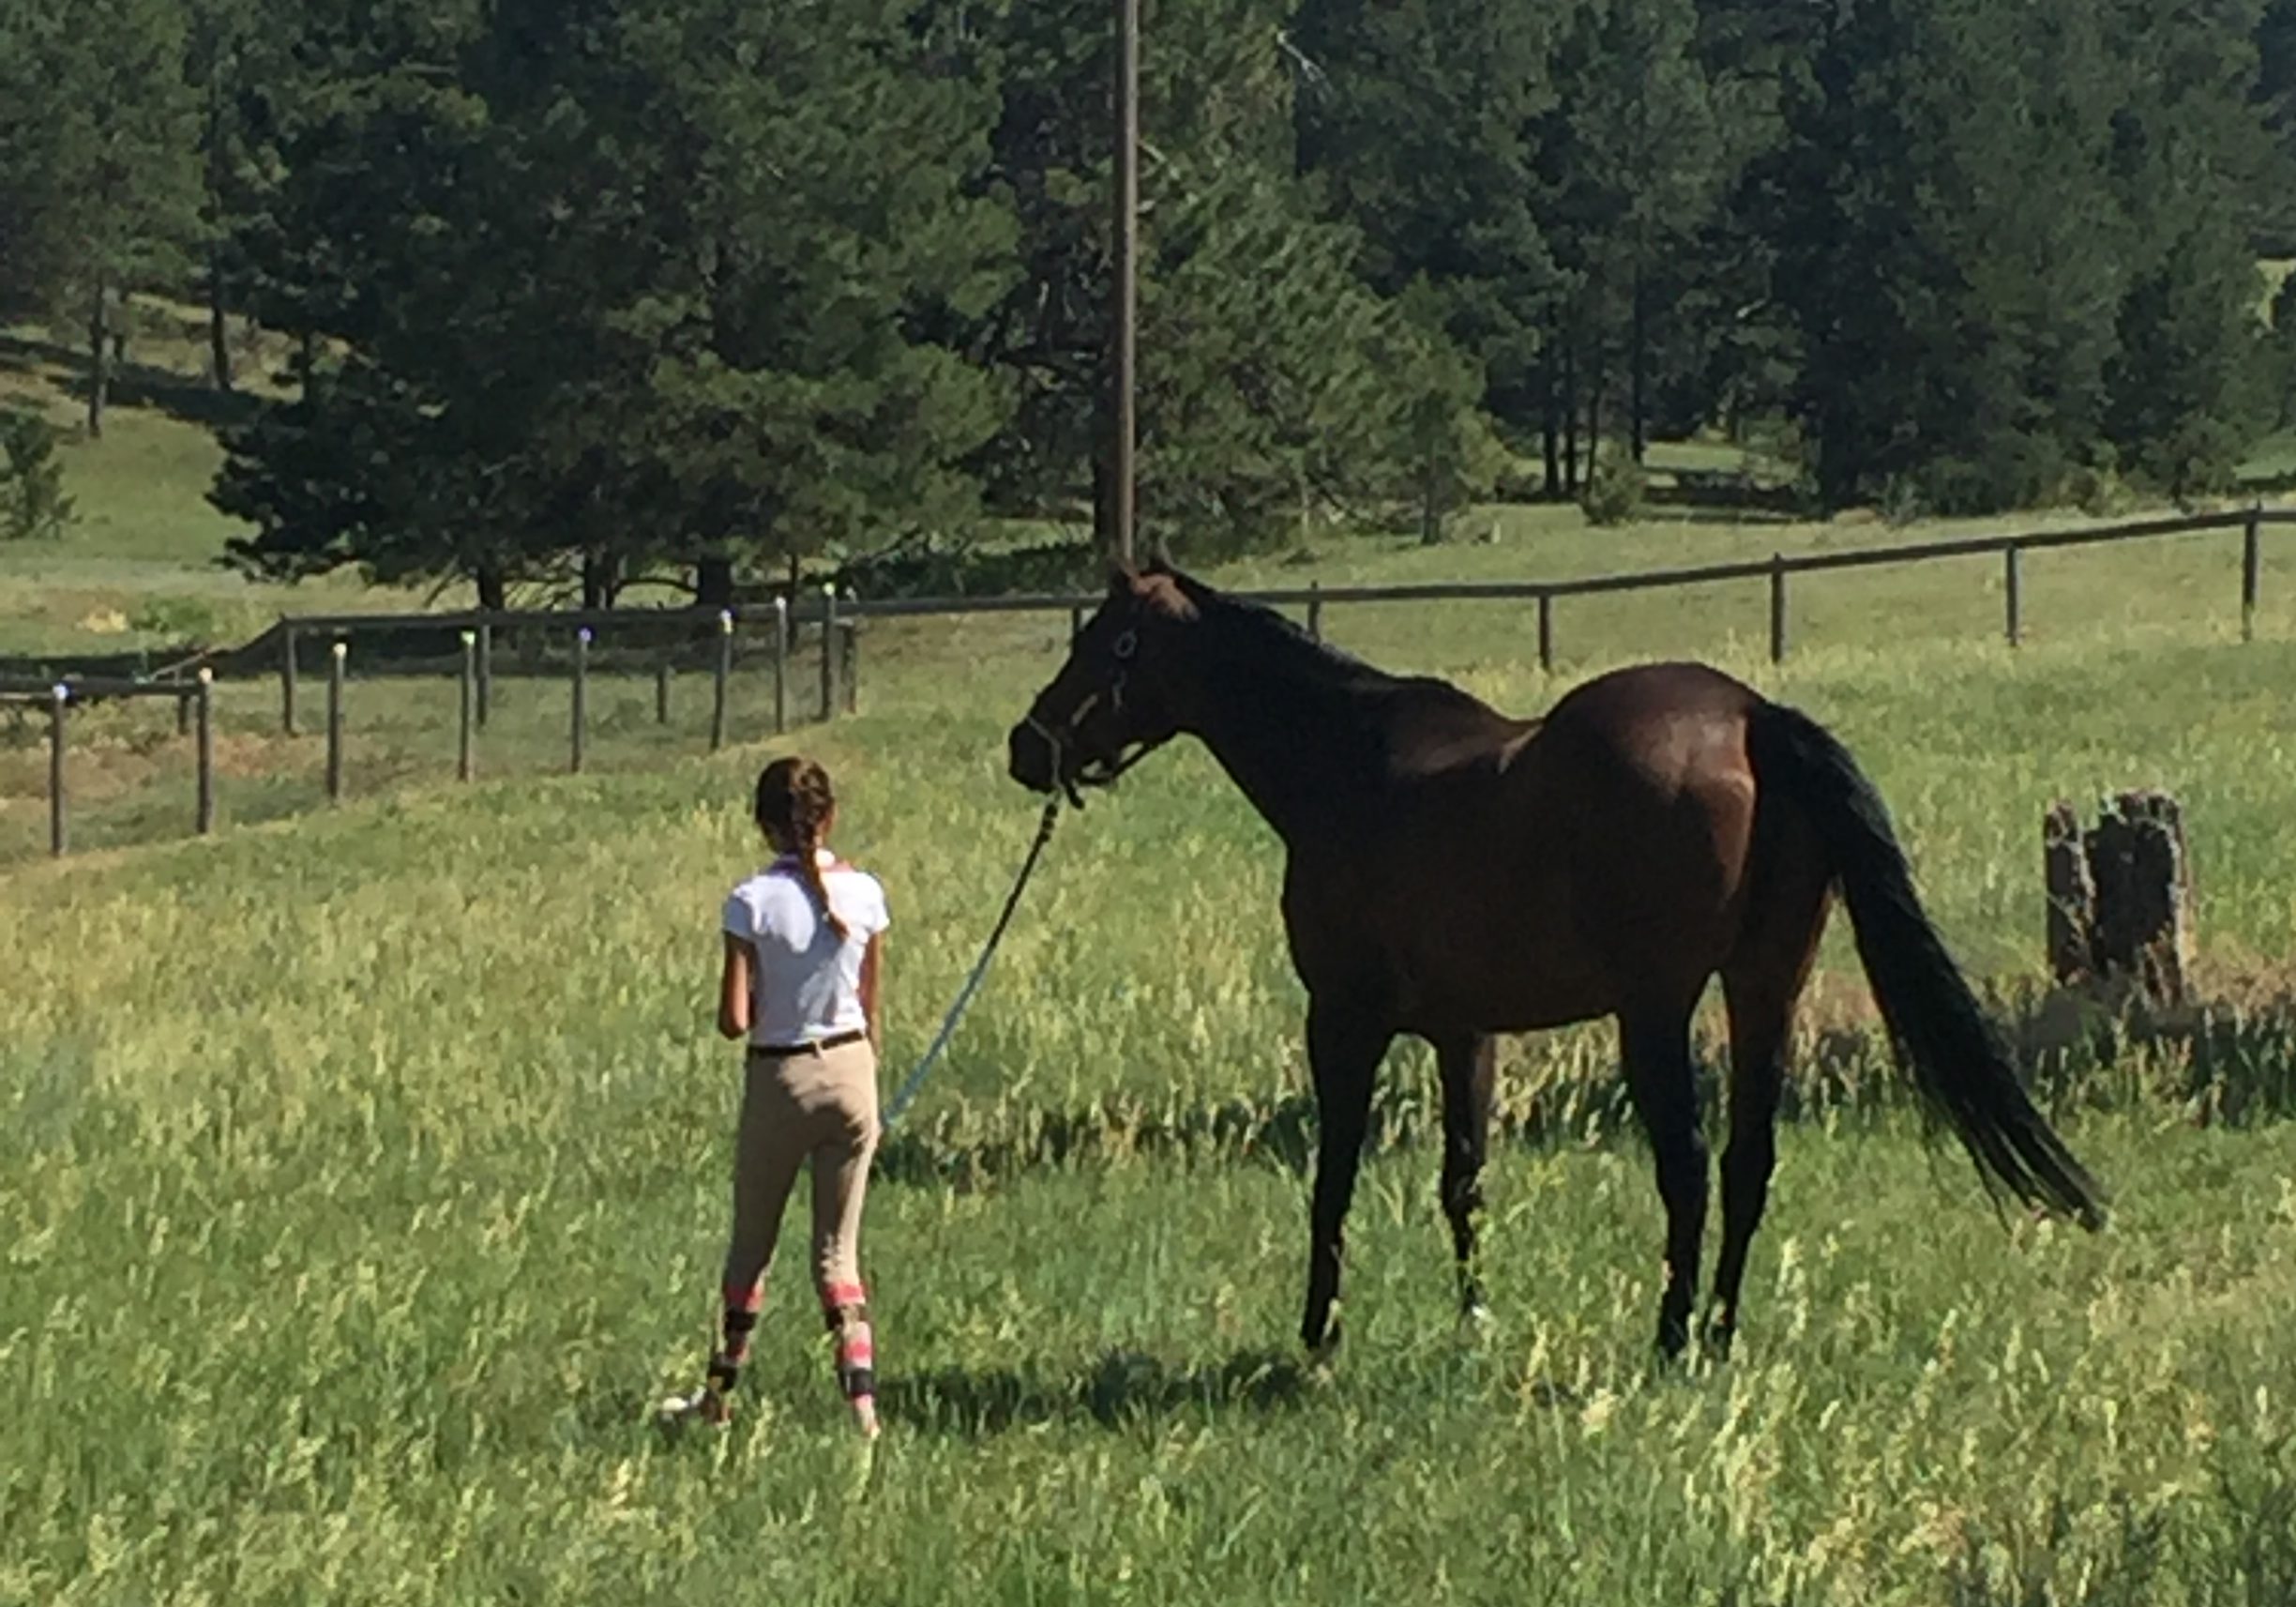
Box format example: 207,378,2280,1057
655,653,671,726
840,619,859,715
570,626,590,775
1536,591,1554,673
458,631,476,782
820,585,838,721
1069,603,1085,644
280,626,298,735
48,684,67,857
176,681,191,737
2005,544,2023,647
2243,503,2261,643
476,622,493,729
1768,553,1789,665
1307,582,1323,643
773,597,789,735
195,669,215,835
325,641,346,803
710,610,733,752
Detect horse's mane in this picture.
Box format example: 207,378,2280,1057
1170,569,1507,724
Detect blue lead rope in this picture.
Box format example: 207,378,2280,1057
880,800,1061,1132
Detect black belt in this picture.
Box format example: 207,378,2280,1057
750,1029,869,1060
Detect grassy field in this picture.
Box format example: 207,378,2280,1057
7,611,2296,1602
7,326,2296,1603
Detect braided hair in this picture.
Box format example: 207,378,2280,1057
754,756,850,941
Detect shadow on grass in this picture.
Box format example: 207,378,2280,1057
0,329,262,432
880,1345,1313,1438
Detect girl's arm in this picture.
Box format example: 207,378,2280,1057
718,933,754,1041
859,932,884,1053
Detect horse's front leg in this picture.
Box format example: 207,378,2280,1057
1432,1032,1497,1325
1301,999,1394,1357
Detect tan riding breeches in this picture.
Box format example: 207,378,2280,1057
722,1038,881,1301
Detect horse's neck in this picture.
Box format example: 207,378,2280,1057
1181,628,1391,842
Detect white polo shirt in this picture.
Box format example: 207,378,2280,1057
722,852,891,1050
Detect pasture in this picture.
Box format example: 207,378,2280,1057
8,337,2296,1600
7,603,2296,1602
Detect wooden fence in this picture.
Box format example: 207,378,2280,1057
12,506,2285,860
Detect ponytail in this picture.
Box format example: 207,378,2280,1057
754,756,850,941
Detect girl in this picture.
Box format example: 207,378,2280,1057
667,755,890,1436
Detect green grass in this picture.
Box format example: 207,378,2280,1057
8,317,2296,1603
8,610,2296,1601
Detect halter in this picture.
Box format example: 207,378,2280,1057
1022,627,1171,807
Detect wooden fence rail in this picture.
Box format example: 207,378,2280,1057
10,505,2283,861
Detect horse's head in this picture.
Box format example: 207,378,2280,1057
1007,564,1200,805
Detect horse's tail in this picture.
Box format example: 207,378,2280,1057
1746,699,2107,1230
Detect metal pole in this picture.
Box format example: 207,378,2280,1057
325,641,346,803
1536,592,1553,673
1768,553,1788,665
48,685,67,857
570,627,589,775
710,610,733,752
773,597,789,735
2243,504,2261,643
655,654,671,725
458,631,476,782
280,626,298,735
1069,604,1085,644
1307,582,1322,643
1110,0,1140,568
2005,544,2023,647
195,670,214,834
476,621,493,729
820,585,838,722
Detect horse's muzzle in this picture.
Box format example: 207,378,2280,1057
1006,721,1057,794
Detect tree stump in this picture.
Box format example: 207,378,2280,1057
2045,791,2192,1004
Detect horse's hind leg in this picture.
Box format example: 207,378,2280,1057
1433,1032,1496,1323
1619,1003,1707,1359
1708,874,1829,1356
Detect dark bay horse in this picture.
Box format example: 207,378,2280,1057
1006,565,2106,1359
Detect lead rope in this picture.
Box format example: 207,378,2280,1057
880,799,1061,1133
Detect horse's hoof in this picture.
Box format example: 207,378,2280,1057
1458,1300,1493,1335
1305,1319,1344,1371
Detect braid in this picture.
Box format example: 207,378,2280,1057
755,757,851,941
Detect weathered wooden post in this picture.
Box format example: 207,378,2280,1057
280,625,298,735
325,641,346,803
48,684,67,857
176,681,191,737
1537,591,1554,673
773,597,790,735
2044,801,2092,987
655,652,671,726
458,631,476,782
1307,582,1323,643
820,585,839,722
570,626,590,775
710,609,733,752
2090,791,2192,1006
2005,544,2023,647
2045,792,2193,1006
1768,553,1789,665
2243,504,2261,644
1070,603,1085,644
195,669,215,835
476,622,493,729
